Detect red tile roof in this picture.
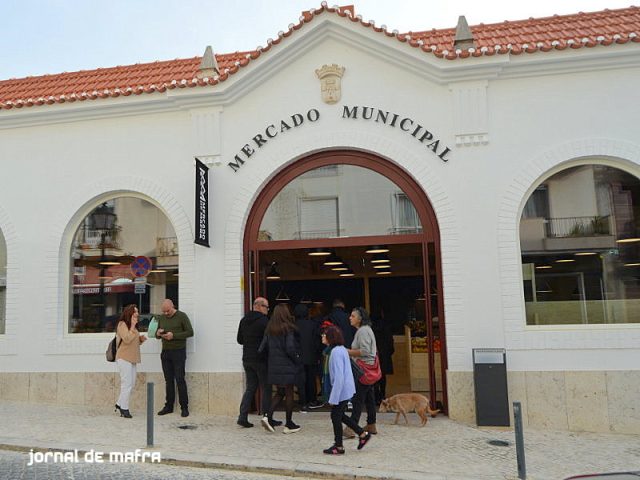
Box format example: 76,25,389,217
1,4,638,110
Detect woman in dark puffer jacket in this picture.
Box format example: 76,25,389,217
259,304,302,433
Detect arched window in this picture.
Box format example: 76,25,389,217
259,164,422,241
520,164,640,325
0,228,6,334
69,197,178,333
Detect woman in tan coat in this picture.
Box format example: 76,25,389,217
115,304,146,418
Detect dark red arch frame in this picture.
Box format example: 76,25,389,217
243,149,448,412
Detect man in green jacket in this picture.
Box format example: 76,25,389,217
156,298,194,417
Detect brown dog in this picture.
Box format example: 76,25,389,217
378,393,440,426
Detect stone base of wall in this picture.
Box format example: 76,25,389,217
447,370,640,434
0,372,244,417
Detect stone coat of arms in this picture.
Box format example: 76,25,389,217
315,64,345,104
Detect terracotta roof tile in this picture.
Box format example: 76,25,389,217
1,4,638,110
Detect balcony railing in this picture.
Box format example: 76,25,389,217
157,237,178,256
388,226,423,235
74,226,122,249
545,215,612,238
293,229,345,240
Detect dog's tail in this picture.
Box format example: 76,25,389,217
427,407,440,417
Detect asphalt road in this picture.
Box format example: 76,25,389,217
0,449,310,480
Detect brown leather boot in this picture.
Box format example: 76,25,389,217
365,423,377,435
343,427,356,439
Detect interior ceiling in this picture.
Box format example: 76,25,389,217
259,243,423,280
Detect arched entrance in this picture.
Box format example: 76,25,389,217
243,150,447,413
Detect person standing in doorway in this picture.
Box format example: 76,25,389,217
237,297,281,428
115,304,147,418
372,308,394,405
156,299,194,418
329,299,355,348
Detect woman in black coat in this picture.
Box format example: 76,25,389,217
259,304,302,434
295,303,323,408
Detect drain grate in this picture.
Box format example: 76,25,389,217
177,425,198,430
488,439,510,447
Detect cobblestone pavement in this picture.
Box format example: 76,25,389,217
0,401,639,480
0,449,311,480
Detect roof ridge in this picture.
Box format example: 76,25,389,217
409,5,640,36
1,3,639,110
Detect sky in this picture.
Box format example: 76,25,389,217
1,0,635,79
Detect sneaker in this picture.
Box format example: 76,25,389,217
261,415,275,433
300,405,310,413
308,401,325,409
283,422,301,434
346,401,353,412
236,419,254,428
157,406,173,416
357,431,372,450
270,418,283,427
323,444,345,455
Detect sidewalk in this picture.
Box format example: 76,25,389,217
0,401,638,480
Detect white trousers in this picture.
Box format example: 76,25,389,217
116,358,137,410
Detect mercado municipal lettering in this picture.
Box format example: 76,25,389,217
228,105,451,171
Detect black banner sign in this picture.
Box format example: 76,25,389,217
195,158,210,247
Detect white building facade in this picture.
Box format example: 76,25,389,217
1,5,639,433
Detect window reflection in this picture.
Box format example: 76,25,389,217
520,165,640,325
259,165,422,241
69,198,178,333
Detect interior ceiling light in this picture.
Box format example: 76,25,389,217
574,252,597,256
624,263,640,267
339,269,355,277
373,264,391,269
99,260,121,266
266,262,281,280
366,245,389,254
535,265,553,269
331,265,349,271
150,269,166,273
376,270,392,275
616,237,640,243
555,259,575,263
371,254,390,264
308,248,331,256
323,254,344,266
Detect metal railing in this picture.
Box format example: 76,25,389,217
157,237,178,256
545,215,611,238
74,226,122,249
388,226,423,235
293,229,345,239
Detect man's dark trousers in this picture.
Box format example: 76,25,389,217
161,348,188,409
239,362,270,419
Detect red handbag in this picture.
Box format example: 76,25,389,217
356,355,382,385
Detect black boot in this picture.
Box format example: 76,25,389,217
120,409,132,418
115,404,122,414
